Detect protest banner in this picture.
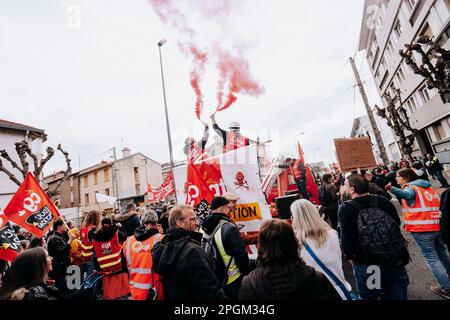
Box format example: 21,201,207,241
334,137,377,173
147,172,175,203
174,145,271,232
4,173,60,238
0,209,22,262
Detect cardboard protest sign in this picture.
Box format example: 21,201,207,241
4,173,60,238
334,137,377,173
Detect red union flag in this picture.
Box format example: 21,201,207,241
147,172,175,203
4,173,60,238
0,210,22,262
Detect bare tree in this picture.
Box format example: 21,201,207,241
375,89,418,162
399,35,450,103
0,135,72,197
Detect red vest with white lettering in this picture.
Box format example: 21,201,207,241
79,225,95,263
290,160,302,180
92,231,123,273
401,184,441,232
223,131,248,153
124,233,163,300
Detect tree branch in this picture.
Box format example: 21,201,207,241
0,148,26,178
0,159,22,186
47,144,72,197
35,146,55,179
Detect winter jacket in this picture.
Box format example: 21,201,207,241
320,183,339,210
238,261,341,300
9,282,93,301
47,232,71,281
134,225,160,242
390,179,432,207
439,188,450,250
151,228,227,300
368,182,392,200
338,195,401,264
201,213,250,284
385,170,399,188
91,224,127,273
114,211,140,237
426,156,444,174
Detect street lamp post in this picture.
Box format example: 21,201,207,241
158,39,175,169
158,39,178,203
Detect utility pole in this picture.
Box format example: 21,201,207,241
349,57,389,166
111,147,120,211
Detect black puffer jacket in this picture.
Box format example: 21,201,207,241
201,213,250,284
440,188,450,250
9,283,93,300
114,212,140,237
151,228,226,300
239,261,341,300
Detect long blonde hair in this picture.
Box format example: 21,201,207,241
291,199,331,248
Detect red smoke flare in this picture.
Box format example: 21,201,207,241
216,49,264,112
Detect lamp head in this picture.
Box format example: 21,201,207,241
158,39,167,47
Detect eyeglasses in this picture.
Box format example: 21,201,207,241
179,216,198,222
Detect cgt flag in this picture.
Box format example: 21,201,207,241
4,173,60,238
0,210,22,262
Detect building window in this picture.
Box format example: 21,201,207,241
83,175,89,188
135,183,141,195
134,167,140,183
105,188,110,196
405,0,417,11
70,176,74,188
104,168,110,182
406,95,418,114
379,71,389,89
394,19,403,38
419,85,431,104
70,191,74,205
94,172,99,185
432,122,447,141
396,67,406,84
372,47,380,70
85,193,89,205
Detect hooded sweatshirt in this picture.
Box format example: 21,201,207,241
151,228,226,300
390,179,432,207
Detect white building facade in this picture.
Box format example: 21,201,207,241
0,119,44,209
359,0,450,162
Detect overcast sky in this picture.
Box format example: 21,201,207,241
0,0,383,175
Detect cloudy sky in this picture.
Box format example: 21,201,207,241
0,0,383,175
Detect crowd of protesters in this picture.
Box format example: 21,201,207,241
1,154,450,301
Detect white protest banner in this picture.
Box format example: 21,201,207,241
173,145,271,232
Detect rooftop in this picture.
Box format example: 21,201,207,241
0,118,45,134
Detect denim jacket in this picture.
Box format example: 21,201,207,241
390,179,432,207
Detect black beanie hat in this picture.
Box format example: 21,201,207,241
210,196,230,211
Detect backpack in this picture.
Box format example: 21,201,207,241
318,185,331,206
201,220,228,270
348,197,410,268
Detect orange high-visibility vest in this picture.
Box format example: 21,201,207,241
93,231,123,273
290,160,302,180
223,131,248,153
79,225,95,263
401,184,441,232
124,233,163,300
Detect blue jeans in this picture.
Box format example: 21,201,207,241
411,231,450,290
353,264,409,300
435,170,449,187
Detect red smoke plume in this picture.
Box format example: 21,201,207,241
216,49,264,112
148,0,264,118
